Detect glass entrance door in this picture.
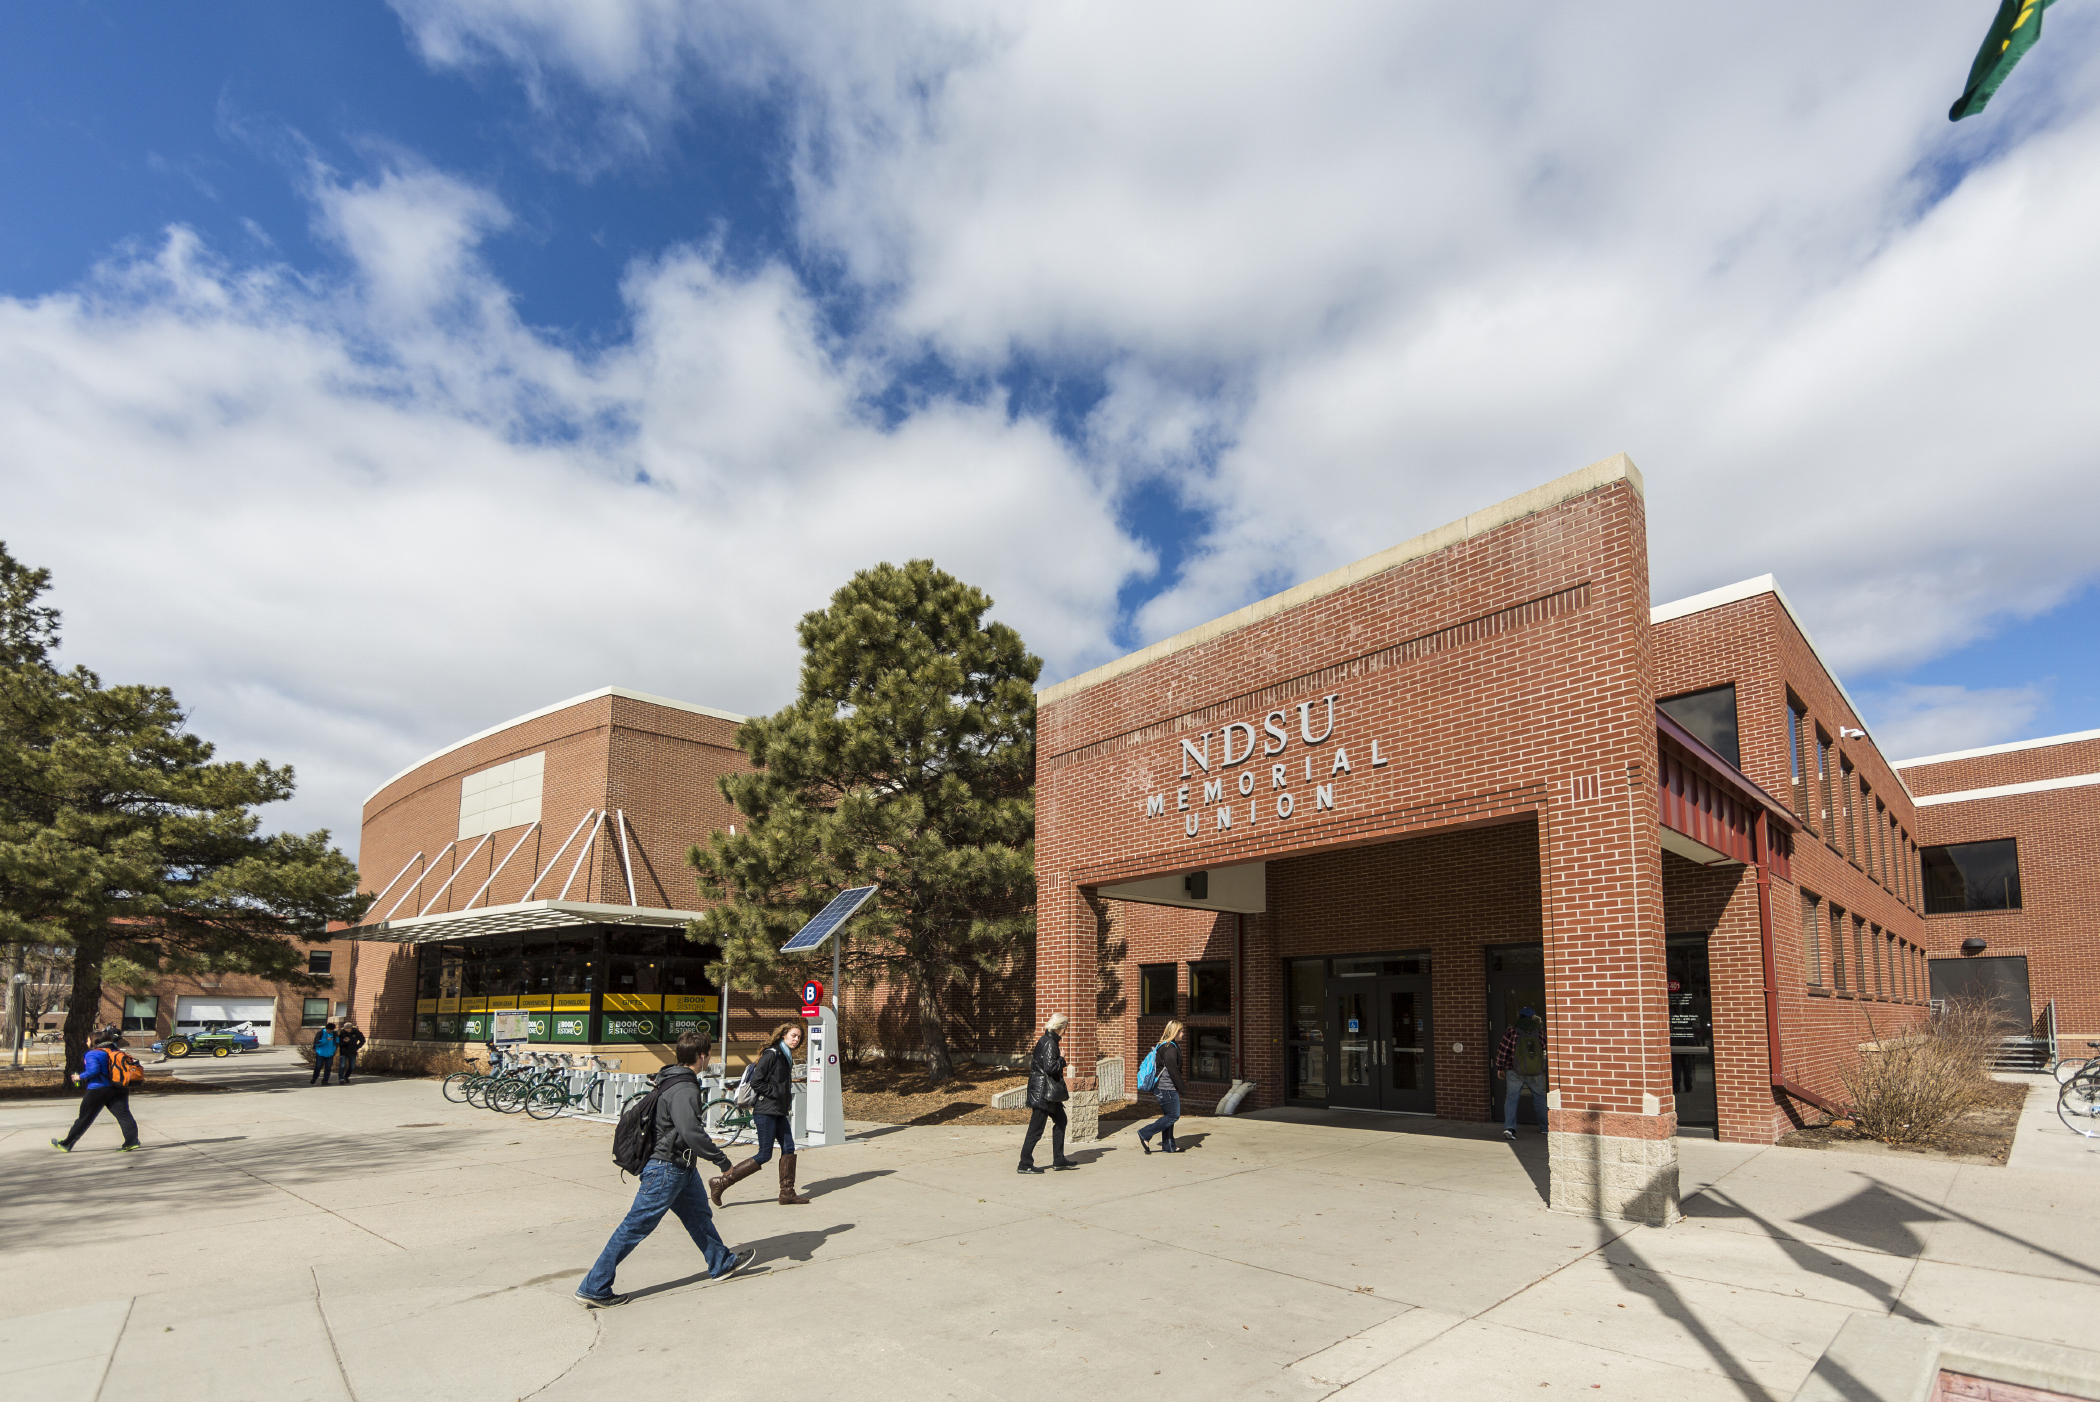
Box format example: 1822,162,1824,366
1325,954,1434,1113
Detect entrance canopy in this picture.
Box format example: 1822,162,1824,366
347,898,707,944
1656,709,1799,875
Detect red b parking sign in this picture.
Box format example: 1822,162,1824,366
801,980,825,1017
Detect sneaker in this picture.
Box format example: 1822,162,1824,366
117,1144,142,1153
712,1248,758,1281
1502,1128,1516,1141
1017,1164,1045,1174
574,1290,630,1309
50,1139,71,1153
1051,1159,1080,1171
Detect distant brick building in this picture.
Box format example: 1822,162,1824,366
1895,730,2100,1055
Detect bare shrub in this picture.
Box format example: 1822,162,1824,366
1841,998,2009,1144
355,1043,471,1078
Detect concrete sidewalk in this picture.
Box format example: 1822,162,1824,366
5,1080,2099,1401
2003,1071,2100,1174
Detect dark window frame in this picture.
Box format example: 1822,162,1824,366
1659,684,1741,769
300,998,330,1028
307,949,333,975
121,995,159,1031
1138,963,1177,1017
1922,838,2023,915
1188,960,1233,1018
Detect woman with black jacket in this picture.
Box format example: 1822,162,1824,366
1017,1012,1079,1174
1137,1020,1186,1154
708,1023,812,1206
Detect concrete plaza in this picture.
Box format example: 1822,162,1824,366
4,1057,2098,1401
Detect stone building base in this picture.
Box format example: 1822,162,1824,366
1547,1111,1682,1226
1065,1088,1101,1143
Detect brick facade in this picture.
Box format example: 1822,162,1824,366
1036,456,1685,1223
1898,733,2100,1045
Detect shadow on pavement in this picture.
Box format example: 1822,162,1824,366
749,1221,857,1267
806,1169,895,1197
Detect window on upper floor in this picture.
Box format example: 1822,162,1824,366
1660,684,1740,768
1860,781,1876,873
1787,700,1808,819
1189,960,1233,1017
1922,839,2022,914
1840,761,1858,859
1829,905,1848,992
308,950,332,975
1817,731,1834,836
1852,916,1869,994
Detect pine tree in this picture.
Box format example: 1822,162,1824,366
0,543,367,1072
689,560,1038,1084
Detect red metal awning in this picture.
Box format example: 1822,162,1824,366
1656,710,1795,880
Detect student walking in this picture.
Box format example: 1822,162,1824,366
1136,1020,1187,1155
51,1034,143,1153
1496,1006,1549,1139
709,1023,812,1206
1017,1011,1078,1174
336,1023,367,1083
578,1030,755,1307
310,1022,339,1085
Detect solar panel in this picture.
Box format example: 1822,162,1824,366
778,885,879,953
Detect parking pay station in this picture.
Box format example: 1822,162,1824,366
777,886,877,1150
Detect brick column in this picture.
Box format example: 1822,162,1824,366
1036,875,1102,1141
1542,764,1680,1225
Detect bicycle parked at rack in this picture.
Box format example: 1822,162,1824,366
441,1047,517,1106
514,1053,625,1119
2058,1043,2100,1139
2053,1039,2097,1085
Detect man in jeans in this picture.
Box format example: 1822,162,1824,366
310,1022,338,1085
577,1029,756,1308
336,1023,367,1083
51,1033,142,1153
1496,1006,1549,1140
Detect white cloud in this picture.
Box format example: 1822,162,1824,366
1867,683,2050,763
392,0,2100,686
0,164,1145,849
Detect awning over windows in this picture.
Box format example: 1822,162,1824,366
1656,709,1797,878
345,898,707,945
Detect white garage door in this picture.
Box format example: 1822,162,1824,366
175,997,278,1043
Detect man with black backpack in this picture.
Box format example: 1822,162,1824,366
577,1029,756,1308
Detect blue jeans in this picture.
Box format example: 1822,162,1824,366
580,1159,735,1298
1139,1087,1181,1144
1504,1070,1547,1131
750,1112,795,1164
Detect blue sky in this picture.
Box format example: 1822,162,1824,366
2,2,2097,839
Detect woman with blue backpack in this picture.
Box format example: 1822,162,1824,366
310,1022,338,1085
1136,1020,1186,1154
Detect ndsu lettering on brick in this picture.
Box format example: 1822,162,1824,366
1143,692,1392,840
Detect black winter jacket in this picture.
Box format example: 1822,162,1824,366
1025,1031,1068,1111
750,1043,796,1118
1151,1039,1184,1098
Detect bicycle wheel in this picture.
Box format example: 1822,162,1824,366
526,1083,568,1120
585,1078,604,1115
2055,1057,2092,1086
719,1107,753,1147
465,1076,493,1108
2058,1075,2100,1138
442,1071,475,1103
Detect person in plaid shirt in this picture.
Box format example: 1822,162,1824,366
1495,1007,1548,1139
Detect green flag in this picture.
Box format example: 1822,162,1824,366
1950,0,2058,121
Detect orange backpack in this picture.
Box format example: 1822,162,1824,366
108,1049,145,1089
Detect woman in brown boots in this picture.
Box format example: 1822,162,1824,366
709,1023,812,1207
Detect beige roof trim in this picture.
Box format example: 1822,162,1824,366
363,687,747,806
1913,771,2100,807
1038,453,1644,707
1892,727,2100,770
1649,574,1914,806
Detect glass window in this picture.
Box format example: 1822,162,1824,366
1922,839,2022,914
416,946,443,999
1800,891,1823,987
1788,701,1808,820
1191,1027,1232,1081
1829,906,1848,992
1841,761,1858,859
1189,961,1232,1017
301,998,330,1027
1816,731,1833,836
121,995,158,1032
1660,684,1740,767
1139,964,1176,1016
1333,955,1429,977
1287,959,1325,1100
1853,917,1869,994
308,950,332,975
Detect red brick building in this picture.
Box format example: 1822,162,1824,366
1895,730,2100,1056
1034,456,1940,1224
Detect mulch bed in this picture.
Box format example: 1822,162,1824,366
0,1067,229,1099
1777,1080,2028,1165
841,1062,1147,1127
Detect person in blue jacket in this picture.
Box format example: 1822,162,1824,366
311,1021,339,1085
51,1033,141,1152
